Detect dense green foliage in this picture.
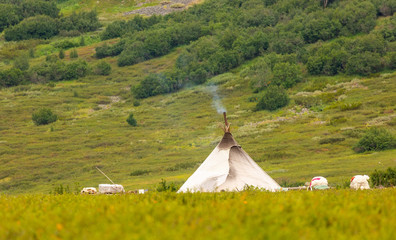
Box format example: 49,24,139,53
93,61,111,76
13,54,29,71
354,128,396,152
0,68,25,87
255,85,289,111
1,190,396,239
69,49,78,58
100,15,162,40
4,15,59,41
92,0,396,99
29,59,89,82
126,113,137,126
32,108,58,125
0,3,21,32
371,167,396,187
132,73,179,99
3,9,100,41
0,0,59,32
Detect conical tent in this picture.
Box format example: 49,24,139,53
178,116,281,193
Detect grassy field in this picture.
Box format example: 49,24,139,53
58,0,160,21
1,189,396,239
1,52,395,193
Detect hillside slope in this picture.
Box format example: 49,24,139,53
0,0,396,193
1,55,395,193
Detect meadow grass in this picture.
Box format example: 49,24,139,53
58,0,161,21
0,1,396,194
0,189,395,239
1,56,395,193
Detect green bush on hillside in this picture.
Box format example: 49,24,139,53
255,85,289,111
69,49,78,59
371,167,396,187
29,59,88,82
156,179,178,192
132,74,178,99
32,108,57,125
100,15,162,40
13,55,29,71
0,3,21,32
0,68,25,87
126,113,137,126
59,49,65,59
346,52,383,76
59,10,101,33
4,15,59,41
94,61,111,76
272,62,302,88
354,128,396,153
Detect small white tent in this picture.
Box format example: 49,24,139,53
178,113,281,193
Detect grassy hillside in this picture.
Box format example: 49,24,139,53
1,189,396,239
1,0,396,193
1,53,395,193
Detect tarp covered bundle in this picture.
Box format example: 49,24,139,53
178,132,281,193
98,184,125,194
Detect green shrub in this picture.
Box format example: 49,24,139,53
329,116,347,126
0,3,21,32
59,10,101,33
117,41,149,67
272,62,302,88
95,42,125,59
29,59,88,82
126,113,137,126
345,52,382,76
29,48,35,58
94,61,111,76
79,36,85,46
339,102,362,111
354,128,396,153
319,137,345,145
133,100,141,107
20,0,60,18
255,85,289,111
370,167,396,187
59,49,65,59
13,55,29,71
342,129,364,138
32,108,57,125
293,95,322,108
166,162,197,171
130,169,150,176
132,73,177,99
0,68,25,87
53,40,79,50
63,60,88,80
156,179,178,192
69,49,78,58
4,15,59,41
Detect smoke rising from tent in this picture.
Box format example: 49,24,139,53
207,85,226,114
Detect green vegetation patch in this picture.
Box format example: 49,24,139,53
0,190,396,239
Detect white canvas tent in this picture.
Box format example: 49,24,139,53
178,114,281,193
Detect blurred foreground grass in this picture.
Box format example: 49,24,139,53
1,189,395,239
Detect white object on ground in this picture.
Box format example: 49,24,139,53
138,189,146,194
350,175,370,190
309,176,329,190
81,187,97,194
98,184,125,194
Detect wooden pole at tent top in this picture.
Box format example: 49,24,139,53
223,112,231,133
